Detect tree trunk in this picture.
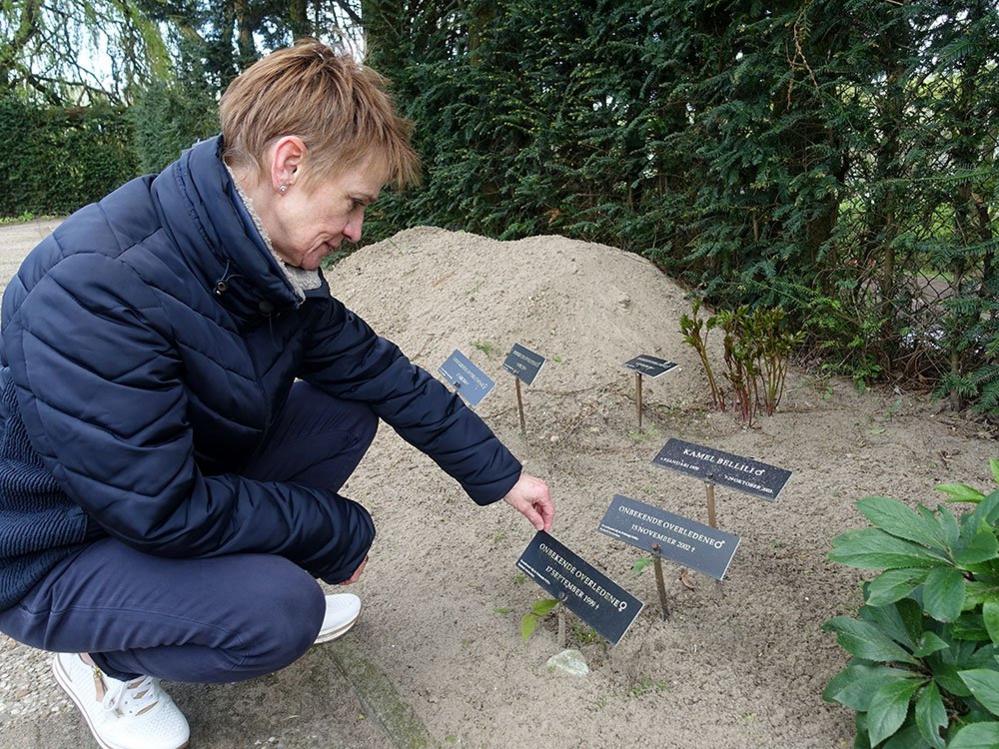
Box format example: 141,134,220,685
866,7,911,378
0,0,42,90
978,196,994,296
361,0,405,69
945,0,989,411
289,0,311,40
234,0,257,69
467,0,494,66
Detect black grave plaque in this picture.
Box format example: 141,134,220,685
516,532,643,646
652,437,792,500
623,355,679,378
598,494,740,580
502,343,546,386
437,349,495,408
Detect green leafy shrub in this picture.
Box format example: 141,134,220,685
680,298,724,411
681,302,802,424
748,306,805,416
823,460,999,748
520,598,558,641
717,306,759,424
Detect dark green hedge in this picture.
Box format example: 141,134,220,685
0,77,217,217
0,96,138,216
362,0,999,414
130,79,219,173
2,1,996,413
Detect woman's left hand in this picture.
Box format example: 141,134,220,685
502,473,554,532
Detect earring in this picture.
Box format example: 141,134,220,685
278,184,288,193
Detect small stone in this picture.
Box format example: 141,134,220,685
546,649,589,676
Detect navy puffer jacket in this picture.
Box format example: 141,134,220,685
0,137,521,611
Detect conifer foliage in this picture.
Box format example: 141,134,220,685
1,1,996,413
364,1,998,415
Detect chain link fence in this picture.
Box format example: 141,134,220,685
823,51,998,410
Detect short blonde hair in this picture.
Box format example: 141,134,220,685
219,39,420,190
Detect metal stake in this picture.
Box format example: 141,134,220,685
514,376,526,435
704,479,724,588
556,591,568,648
635,372,643,429
652,544,670,621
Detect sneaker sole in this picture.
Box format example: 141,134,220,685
52,656,188,749
313,611,360,644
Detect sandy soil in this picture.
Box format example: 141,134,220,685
325,227,996,748
1,223,996,748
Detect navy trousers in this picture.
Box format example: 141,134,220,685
0,382,377,682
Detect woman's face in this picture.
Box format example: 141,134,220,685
267,163,383,271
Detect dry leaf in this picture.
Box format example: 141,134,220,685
679,568,696,591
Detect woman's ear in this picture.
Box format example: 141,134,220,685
269,136,307,193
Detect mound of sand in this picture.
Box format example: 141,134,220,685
333,226,712,422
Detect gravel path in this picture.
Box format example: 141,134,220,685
0,218,62,295
0,218,82,745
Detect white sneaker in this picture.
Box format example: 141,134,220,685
314,593,361,644
52,652,190,749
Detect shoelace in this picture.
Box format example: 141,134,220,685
99,672,161,717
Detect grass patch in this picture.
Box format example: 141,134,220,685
570,621,601,646
627,425,661,443
0,211,37,225
627,676,670,699
471,339,497,357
